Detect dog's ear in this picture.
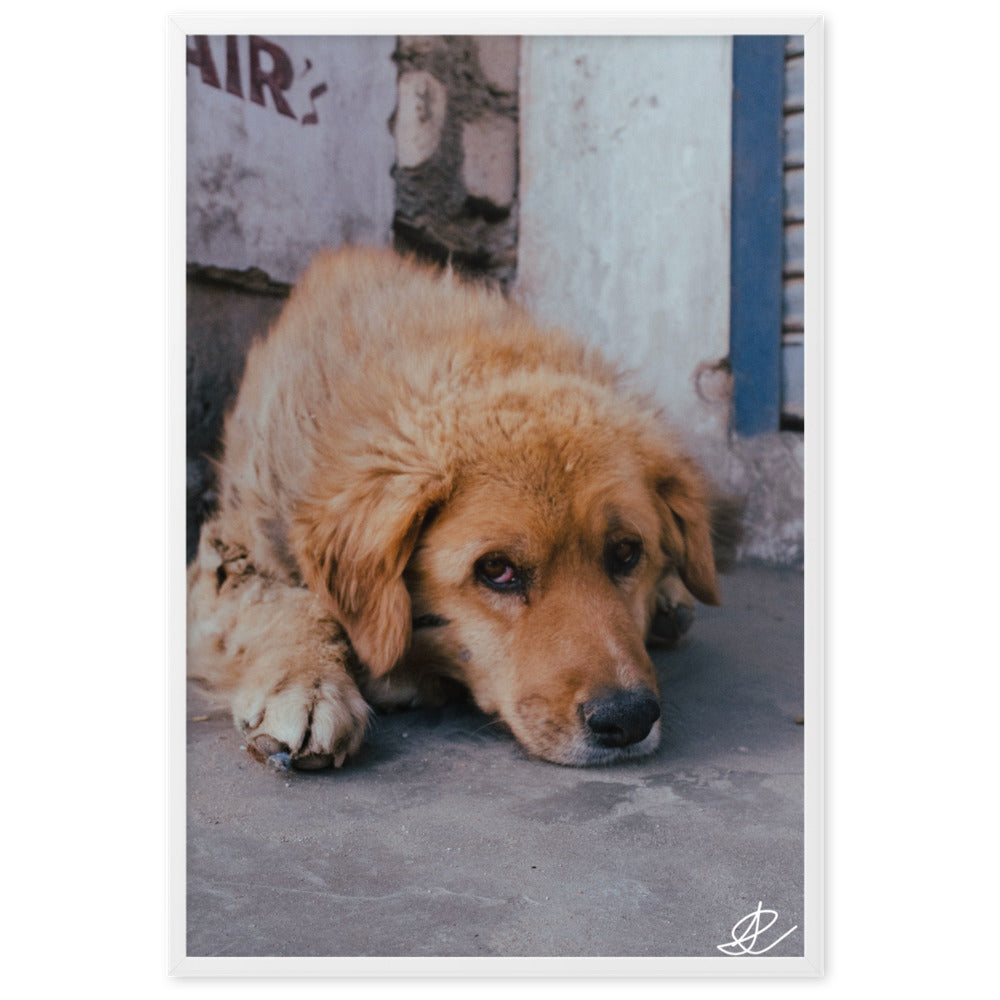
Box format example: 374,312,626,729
650,453,721,606
290,468,450,677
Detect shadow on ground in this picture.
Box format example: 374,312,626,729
185,565,805,958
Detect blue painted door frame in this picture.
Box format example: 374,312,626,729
730,36,786,436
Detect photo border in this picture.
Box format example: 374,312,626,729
167,13,825,978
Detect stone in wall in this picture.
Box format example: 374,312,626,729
390,36,520,286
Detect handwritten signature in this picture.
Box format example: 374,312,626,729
717,901,798,956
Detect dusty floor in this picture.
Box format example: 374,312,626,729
185,564,805,960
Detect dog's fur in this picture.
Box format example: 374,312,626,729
187,248,719,768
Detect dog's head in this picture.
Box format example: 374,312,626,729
291,384,718,766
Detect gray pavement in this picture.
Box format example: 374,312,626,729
186,564,805,959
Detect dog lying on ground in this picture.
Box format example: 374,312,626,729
187,247,720,769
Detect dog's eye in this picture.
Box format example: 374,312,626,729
606,538,643,577
475,553,523,593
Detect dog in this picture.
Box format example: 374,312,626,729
187,247,720,769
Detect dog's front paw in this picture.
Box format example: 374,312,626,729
648,574,696,648
233,674,370,770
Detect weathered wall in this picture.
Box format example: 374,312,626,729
186,34,397,283
516,35,734,446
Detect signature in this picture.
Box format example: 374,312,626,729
717,901,798,956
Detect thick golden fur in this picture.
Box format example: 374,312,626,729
188,247,719,768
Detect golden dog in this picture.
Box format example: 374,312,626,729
187,247,719,769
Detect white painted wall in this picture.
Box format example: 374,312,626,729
186,35,396,284
516,36,733,445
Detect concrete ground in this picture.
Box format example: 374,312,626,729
185,564,805,959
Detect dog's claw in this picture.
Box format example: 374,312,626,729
245,733,286,762
267,751,293,772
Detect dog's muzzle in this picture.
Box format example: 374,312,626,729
580,689,661,749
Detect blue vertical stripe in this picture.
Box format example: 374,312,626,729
730,36,786,436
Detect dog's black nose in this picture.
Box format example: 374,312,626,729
582,689,661,748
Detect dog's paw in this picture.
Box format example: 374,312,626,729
233,675,370,770
648,575,696,648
